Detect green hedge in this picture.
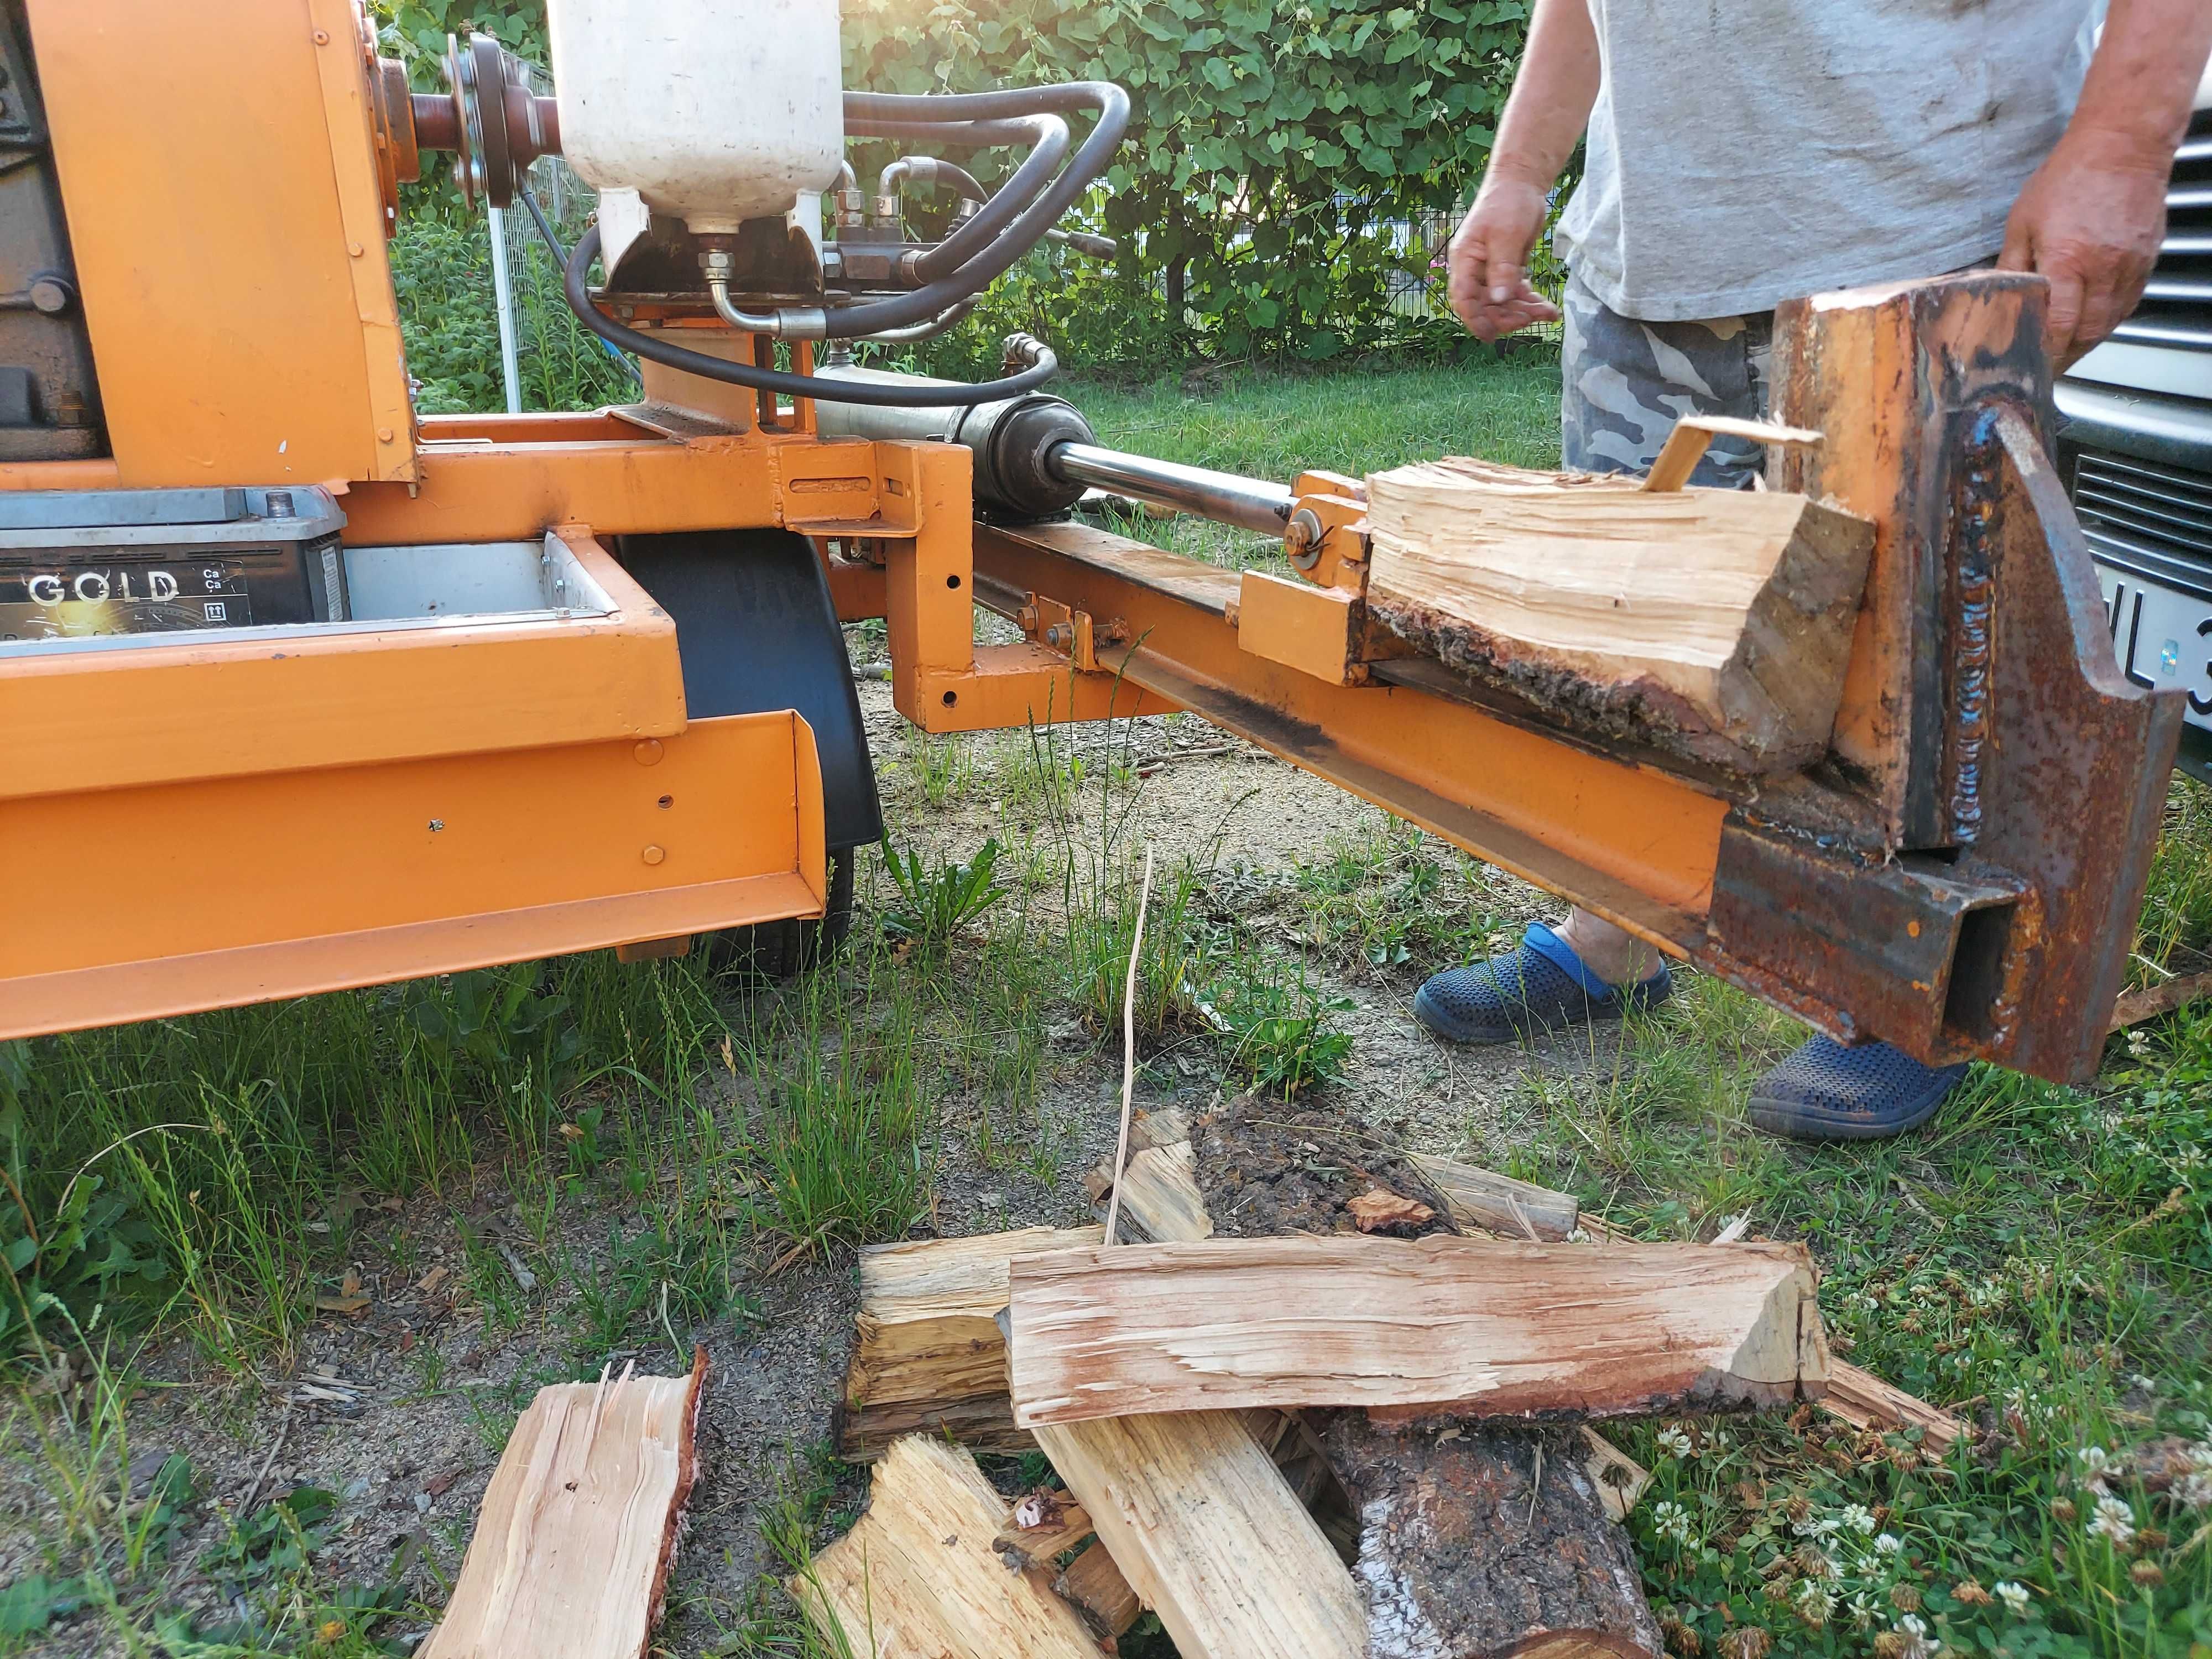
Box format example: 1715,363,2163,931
374,0,1526,373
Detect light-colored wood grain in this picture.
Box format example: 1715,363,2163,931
1403,1151,1580,1240
836,1225,1102,1460
421,1351,705,1659
1032,1410,1366,1659
1056,1540,1142,1638
791,1435,1103,1659
1082,1140,1213,1244
1641,415,1823,493
1581,1426,1652,1522
1820,1360,1970,1460
1008,1235,1828,1427
1365,455,1873,773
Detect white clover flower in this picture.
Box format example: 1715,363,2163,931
2088,1494,2136,1545
1656,1426,1694,1458
2186,1438,2212,1474
2174,1471,2212,1510
2174,1144,2207,1173
1896,1611,1940,1659
1792,1512,1841,1540
2075,1445,2114,1479
1994,1580,2031,1614
1874,1532,1904,1556
1650,1500,1693,1543
1793,1578,1837,1623
1847,1592,1879,1631
1839,1503,1877,1535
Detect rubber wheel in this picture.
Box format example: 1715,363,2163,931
702,847,856,979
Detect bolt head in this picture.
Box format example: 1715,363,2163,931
633,739,665,766
642,844,666,866
25,275,70,315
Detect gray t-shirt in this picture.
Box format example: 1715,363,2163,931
1556,0,2103,321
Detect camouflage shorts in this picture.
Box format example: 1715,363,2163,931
1559,270,1773,488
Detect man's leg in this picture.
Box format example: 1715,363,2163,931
1413,276,1968,1141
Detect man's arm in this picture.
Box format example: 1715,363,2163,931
2000,0,2212,367
1446,0,1601,341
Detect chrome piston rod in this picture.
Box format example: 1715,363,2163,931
1047,441,1294,535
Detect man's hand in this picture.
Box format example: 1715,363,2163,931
1447,179,1562,342
1999,129,2170,369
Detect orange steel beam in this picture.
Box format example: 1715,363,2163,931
1,711,827,1039
973,521,1725,952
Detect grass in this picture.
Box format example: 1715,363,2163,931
8,356,2212,1657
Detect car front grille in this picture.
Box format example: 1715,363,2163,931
2112,109,2212,352
2074,450,2212,589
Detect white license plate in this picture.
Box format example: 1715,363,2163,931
2098,565,2212,731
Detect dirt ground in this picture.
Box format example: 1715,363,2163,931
5,675,1610,1656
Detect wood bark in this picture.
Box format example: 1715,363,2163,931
835,1224,1100,1460
421,1351,706,1659
1317,1416,1662,1659
1006,1235,1829,1428
791,1435,1103,1659
1365,456,1874,773
1030,1408,1368,1659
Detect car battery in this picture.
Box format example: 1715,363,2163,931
0,485,348,641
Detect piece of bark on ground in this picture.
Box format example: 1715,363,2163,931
1190,1095,1463,1241
1318,1414,1663,1659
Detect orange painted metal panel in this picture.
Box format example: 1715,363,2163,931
339,432,884,545
27,0,415,485
1,533,686,801
1,712,826,1037
1234,570,1359,684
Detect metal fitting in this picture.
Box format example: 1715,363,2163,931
1044,623,1073,649
1285,506,1326,571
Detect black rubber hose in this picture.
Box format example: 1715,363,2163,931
928,160,989,200
559,224,1061,407
910,121,1063,283
812,81,1130,337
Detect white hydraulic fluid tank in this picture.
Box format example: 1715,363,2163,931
544,0,844,236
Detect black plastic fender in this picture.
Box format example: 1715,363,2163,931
612,528,884,855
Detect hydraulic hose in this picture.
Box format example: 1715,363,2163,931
900,120,1066,284
560,223,1062,406
806,81,1129,338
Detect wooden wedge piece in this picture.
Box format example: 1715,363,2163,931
1319,1416,1662,1659
1082,1139,1213,1244
1031,1409,1366,1659
1365,456,1874,773
1403,1151,1579,1240
1007,1235,1828,1427
1822,1359,1970,1459
836,1225,1101,1460
791,1435,1102,1659
1580,1426,1652,1523
1056,1541,1142,1639
993,1490,1094,1561
421,1350,706,1659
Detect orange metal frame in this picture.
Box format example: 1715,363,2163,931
1,1,2172,1085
